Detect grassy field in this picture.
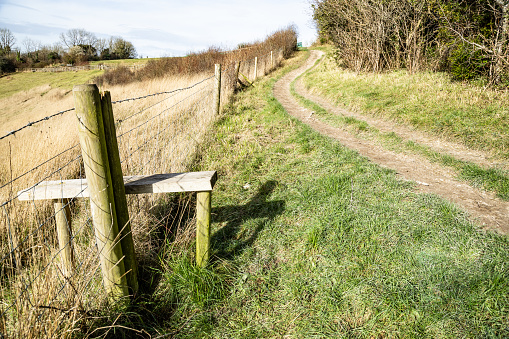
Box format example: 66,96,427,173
85,50,509,337
0,70,103,99
301,47,509,159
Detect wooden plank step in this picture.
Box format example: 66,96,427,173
18,171,217,201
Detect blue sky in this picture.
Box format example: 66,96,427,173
0,0,317,57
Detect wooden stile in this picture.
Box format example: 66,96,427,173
18,172,217,201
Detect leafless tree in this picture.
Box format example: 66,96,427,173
96,38,108,57
60,28,97,48
22,38,41,54
0,28,16,53
312,0,434,73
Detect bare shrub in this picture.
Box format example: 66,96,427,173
95,26,298,86
312,0,437,73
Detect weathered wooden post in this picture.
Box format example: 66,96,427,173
234,61,241,90
214,64,221,115
254,57,258,80
73,84,129,300
271,51,273,70
101,91,139,295
196,191,211,267
53,198,74,277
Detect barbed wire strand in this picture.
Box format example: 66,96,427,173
0,143,80,191
113,75,214,124
117,82,211,141
0,108,76,141
112,74,214,106
0,74,215,145
135,91,213,173
120,87,212,167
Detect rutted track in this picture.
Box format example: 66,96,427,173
274,50,509,234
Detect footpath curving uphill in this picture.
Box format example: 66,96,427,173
274,50,509,234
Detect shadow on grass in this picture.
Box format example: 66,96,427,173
81,182,285,337
211,180,285,260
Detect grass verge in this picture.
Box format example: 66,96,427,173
125,51,509,337
290,75,509,201
291,62,509,201
301,47,509,159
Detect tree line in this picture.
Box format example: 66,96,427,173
0,28,137,73
311,0,509,84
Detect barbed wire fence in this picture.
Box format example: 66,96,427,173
0,48,284,338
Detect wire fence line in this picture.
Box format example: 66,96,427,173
15,63,146,74
0,108,76,141
0,49,285,337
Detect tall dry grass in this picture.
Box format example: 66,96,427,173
0,30,290,337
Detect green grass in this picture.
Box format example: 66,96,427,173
0,70,104,99
100,51,509,338
302,47,509,159
290,67,509,201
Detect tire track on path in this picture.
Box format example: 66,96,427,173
274,50,509,234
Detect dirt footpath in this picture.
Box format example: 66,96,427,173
274,50,509,234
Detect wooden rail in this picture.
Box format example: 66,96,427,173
18,172,217,201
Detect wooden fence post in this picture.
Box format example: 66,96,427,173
214,64,221,115
196,191,211,267
101,91,139,295
271,51,273,69
234,61,241,90
73,84,129,301
53,199,74,277
254,57,258,80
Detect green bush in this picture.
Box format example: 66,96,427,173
0,56,16,73
448,43,490,81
